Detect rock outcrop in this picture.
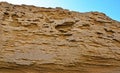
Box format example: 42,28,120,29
0,2,120,73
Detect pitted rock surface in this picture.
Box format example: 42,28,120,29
0,2,120,73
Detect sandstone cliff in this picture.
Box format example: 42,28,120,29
0,2,120,73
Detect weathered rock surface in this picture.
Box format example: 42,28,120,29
0,2,120,73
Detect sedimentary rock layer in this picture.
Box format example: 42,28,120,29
0,2,120,73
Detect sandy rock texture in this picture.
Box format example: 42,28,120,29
0,2,120,73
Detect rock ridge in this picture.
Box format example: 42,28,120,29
0,2,120,73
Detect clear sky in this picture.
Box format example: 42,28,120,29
0,0,120,21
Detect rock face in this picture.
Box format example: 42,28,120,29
0,2,120,73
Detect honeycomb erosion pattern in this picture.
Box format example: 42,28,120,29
0,2,120,73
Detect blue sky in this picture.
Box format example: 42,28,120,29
0,0,120,21
58,0,120,21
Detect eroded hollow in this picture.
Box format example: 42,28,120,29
55,22,74,33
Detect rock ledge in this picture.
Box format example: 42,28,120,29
0,2,120,73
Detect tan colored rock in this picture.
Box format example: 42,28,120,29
0,2,120,73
